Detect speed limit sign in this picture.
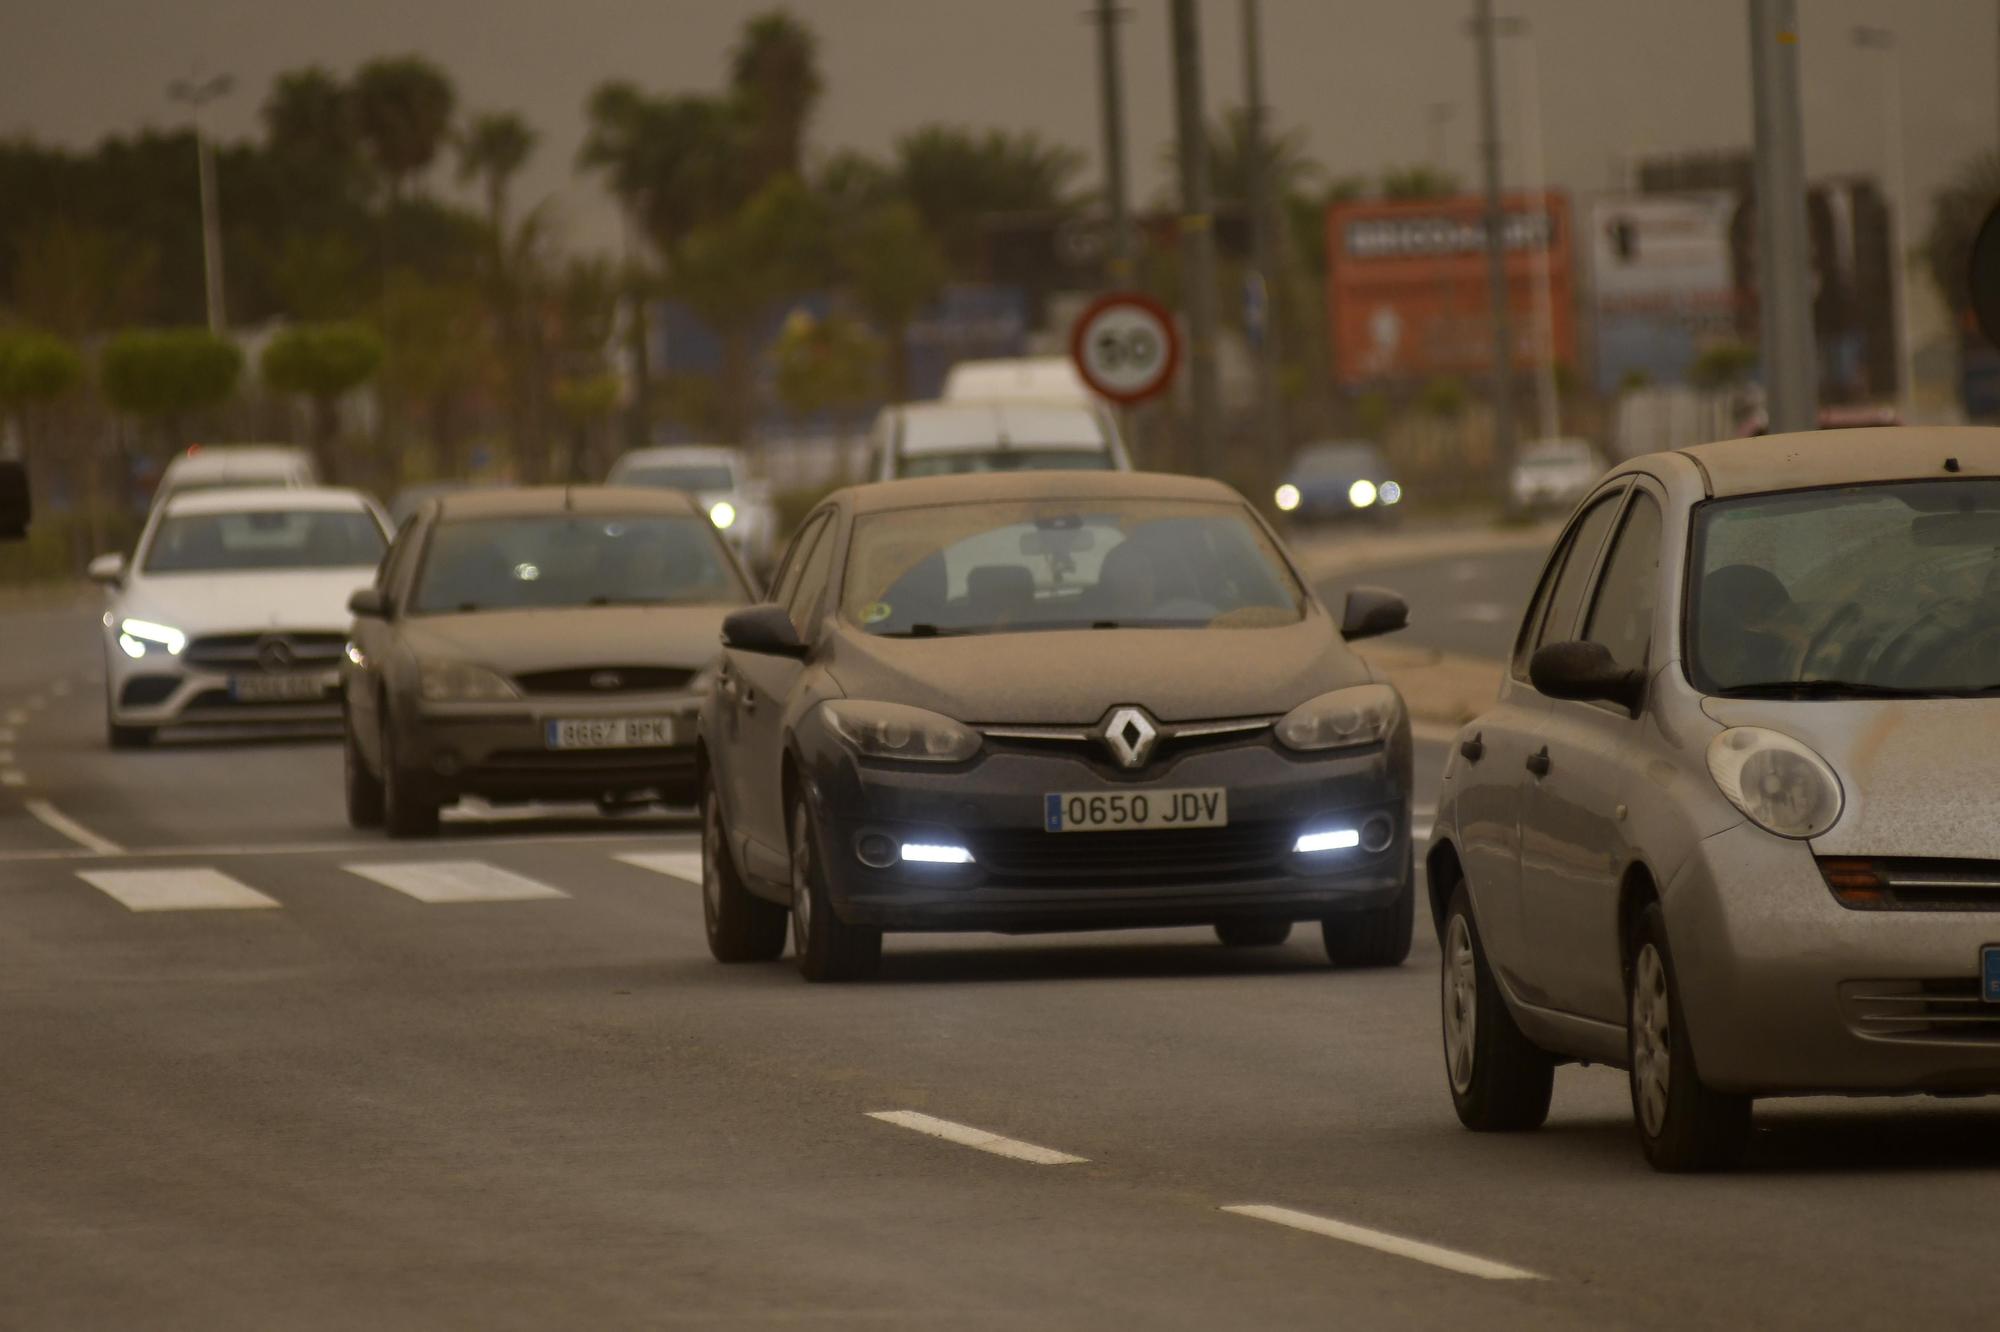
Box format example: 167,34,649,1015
1069,292,1181,405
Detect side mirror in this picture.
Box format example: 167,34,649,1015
0,460,28,541
722,603,808,658
1339,586,1409,642
1530,640,1646,714
87,552,126,585
348,587,392,619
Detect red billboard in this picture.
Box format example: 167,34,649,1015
1325,191,1575,386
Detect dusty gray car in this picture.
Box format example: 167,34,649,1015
342,487,753,836
1430,427,2000,1171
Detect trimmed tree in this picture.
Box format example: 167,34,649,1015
260,321,385,478
99,328,243,451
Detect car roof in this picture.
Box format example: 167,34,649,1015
1674,426,2000,498
838,469,1243,515
893,400,1107,453
162,446,313,475
941,357,1093,405
161,484,372,515
610,445,743,467
433,485,703,519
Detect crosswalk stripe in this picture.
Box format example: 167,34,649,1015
345,860,569,904
616,851,705,884
77,867,280,912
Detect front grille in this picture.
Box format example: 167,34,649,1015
120,676,180,707
514,665,697,695
185,631,347,672
1842,979,2000,1043
479,747,695,777
1821,857,2000,911
979,717,1277,772
969,821,1292,888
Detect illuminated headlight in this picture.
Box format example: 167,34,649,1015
822,700,980,763
344,641,366,667
419,660,520,703
900,842,974,865
1348,479,1378,508
1294,829,1361,854
118,618,186,657
1275,683,1402,752
709,500,737,530
1274,483,1301,512
1706,727,1843,839
1380,481,1403,506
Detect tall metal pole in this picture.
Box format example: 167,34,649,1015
1092,0,1134,285
169,73,233,335
1511,25,1561,442
1171,0,1222,476
1855,26,1915,416
1473,0,1517,482
1242,0,1285,485
1749,0,1818,433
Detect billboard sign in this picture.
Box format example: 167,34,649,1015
1589,192,1740,393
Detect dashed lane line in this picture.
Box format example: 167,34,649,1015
345,860,570,904
0,829,702,865
0,728,15,744
1,771,23,788
4,711,25,726
616,851,705,883
76,867,280,912
1220,1205,1545,1282
866,1110,1088,1166
25,801,124,855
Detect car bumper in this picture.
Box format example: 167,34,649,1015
1668,822,2000,1096
107,649,343,728
391,691,707,804
806,735,1411,932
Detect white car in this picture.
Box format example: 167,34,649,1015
941,356,1094,405
1509,438,1605,514
89,486,390,747
864,399,1133,481
606,445,776,573
156,445,319,503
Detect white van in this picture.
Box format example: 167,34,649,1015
156,446,319,503
940,357,1094,406
864,400,1132,481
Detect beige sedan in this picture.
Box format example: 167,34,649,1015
1431,426,2000,1170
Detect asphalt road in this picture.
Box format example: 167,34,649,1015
9,559,2000,1330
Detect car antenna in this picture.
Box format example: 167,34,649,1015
1945,457,1962,473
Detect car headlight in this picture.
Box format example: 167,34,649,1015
118,617,186,657
1274,483,1301,512
1380,480,1403,506
419,660,520,703
821,700,980,763
709,500,737,530
1706,727,1843,839
1275,683,1403,752
689,661,720,697
1348,479,1378,508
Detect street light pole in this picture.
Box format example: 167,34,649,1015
1748,0,1818,433
1473,0,1518,483
1854,25,1916,417
1506,22,1561,443
168,73,233,336
1091,0,1134,285
1170,0,1222,476
1242,0,1286,485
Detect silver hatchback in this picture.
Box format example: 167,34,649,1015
1430,426,2000,1170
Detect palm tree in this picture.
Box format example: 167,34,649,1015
263,67,360,176
893,126,1083,273
580,82,742,253
730,11,823,184
456,110,538,240
350,56,457,205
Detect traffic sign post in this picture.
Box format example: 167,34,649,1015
1069,292,1181,406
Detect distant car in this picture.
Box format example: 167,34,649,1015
90,486,390,747
1509,438,1605,514
155,445,319,503
941,356,1094,405
1273,440,1402,523
1738,404,1902,437
698,469,1415,982
1432,425,2000,1171
865,400,1132,482
341,486,755,836
607,445,777,573
388,480,486,530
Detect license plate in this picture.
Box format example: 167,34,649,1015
544,717,676,750
1043,787,1228,833
1983,946,2000,1003
230,672,336,702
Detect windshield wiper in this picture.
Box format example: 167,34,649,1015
1718,679,1959,699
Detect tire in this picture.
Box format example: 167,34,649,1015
1323,854,1416,967
1215,919,1293,947
788,797,881,982
344,718,385,829
1628,903,1751,1172
702,777,786,963
107,718,155,749
380,716,440,839
1441,884,1555,1132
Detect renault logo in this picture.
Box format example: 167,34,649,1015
1099,706,1159,769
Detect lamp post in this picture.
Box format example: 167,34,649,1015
1853,25,1916,416
168,72,234,335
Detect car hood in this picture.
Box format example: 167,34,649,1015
1703,697,2000,858
400,604,733,671
121,567,377,633
824,615,1368,725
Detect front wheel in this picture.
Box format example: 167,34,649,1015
344,718,384,829
789,798,881,982
1441,885,1554,1131
1628,904,1751,1172
702,778,786,963
381,717,440,839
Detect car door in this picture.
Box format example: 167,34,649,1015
1519,481,1665,1022
1453,487,1625,984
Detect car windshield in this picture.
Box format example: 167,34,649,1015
143,509,384,573
1689,479,2000,697
895,449,1113,478
412,514,745,614
618,465,737,492
1292,445,1386,479
842,498,1305,637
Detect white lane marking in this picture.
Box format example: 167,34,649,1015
1221,1205,1544,1282
617,851,705,883
77,867,280,912
1455,602,1511,624
0,829,702,865
1,771,23,788
26,801,124,855
346,860,569,904
866,1110,1088,1166
1448,560,1484,583
3,710,24,725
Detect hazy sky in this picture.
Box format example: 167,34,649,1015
4,0,1994,254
